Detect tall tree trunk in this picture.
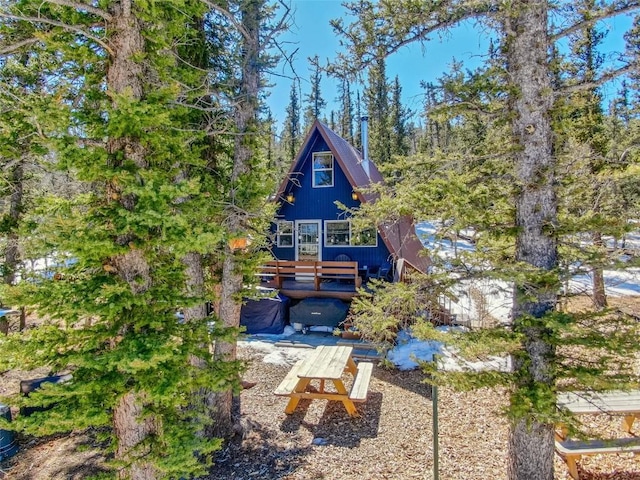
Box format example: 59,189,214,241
18,307,26,331
1,160,24,335
5,161,23,287
0,312,7,336
592,231,607,309
113,392,158,480
182,251,220,441
505,3,557,480
211,253,242,438
106,2,156,478
212,0,262,439
183,252,207,322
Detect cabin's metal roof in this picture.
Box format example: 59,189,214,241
276,120,430,274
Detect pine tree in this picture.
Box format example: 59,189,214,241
355,90,363,150
212,0,277,440
0,0,281,476
0,51,42,334
337,75,354,142
390,75,410,156
554,0,613,310
303,55,326,131
418,80,450,154
282,82,301,160
364,51,391,164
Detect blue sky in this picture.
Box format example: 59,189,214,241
266,0,633,130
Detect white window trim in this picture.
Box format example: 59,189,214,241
276,221,294,248
312,152,334,188
324,220,378,248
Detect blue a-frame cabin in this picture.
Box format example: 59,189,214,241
266,119,429,300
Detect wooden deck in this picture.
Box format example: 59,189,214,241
259,260,363,300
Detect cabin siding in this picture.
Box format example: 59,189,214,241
272,135,391,270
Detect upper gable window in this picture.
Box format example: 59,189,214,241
312,152,334,187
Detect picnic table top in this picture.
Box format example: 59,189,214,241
557,390,640,415
295,345,354,380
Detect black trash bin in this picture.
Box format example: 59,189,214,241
0,403,18,461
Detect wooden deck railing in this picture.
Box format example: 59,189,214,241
260,260,362,290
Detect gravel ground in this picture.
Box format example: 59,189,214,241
2,340,640,479
207,342,639,480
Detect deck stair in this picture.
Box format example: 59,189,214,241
337,340,381,361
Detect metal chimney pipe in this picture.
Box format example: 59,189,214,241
360,116,370,179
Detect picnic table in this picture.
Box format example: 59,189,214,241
555,390,640,480
557,390,640,434
274,345,373,417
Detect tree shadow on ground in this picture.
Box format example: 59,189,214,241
1,431,109,480
372,366,433,399
51,451,110,480
208,419,312,480
279,391,383,448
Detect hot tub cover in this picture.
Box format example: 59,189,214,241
289,297,349,328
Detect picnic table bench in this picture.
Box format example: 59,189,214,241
555,437,640,480
274,345,373,417
555,390,640,479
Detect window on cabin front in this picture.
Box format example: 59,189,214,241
312,152,333,187
276,221,293,247
326,221,349,246
325,221,377,247
351,226,377,246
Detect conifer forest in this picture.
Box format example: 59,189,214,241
1,2,640,480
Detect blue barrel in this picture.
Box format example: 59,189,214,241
0,403,18,461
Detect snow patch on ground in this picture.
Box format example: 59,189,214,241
568,268,640,297
240,339,313,366
388,329,510,372
416,221,640,327
242,327,510,373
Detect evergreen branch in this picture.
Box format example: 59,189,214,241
379,5,495,60
558,64,636,95
332,0,496,70
262,0,291,45
0,37,39,54
78,138,106,148
198,0,249,41
619,145,640,163
41,0,112,22
550,1,640,42
0,12,113,55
